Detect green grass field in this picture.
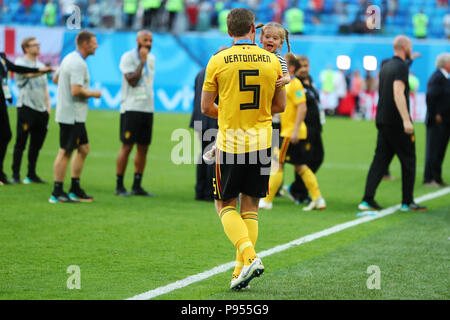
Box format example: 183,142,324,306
0,108,449,300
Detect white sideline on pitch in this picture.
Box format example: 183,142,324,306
126,187,450,300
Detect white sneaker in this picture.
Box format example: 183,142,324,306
230,258,264,291
302,197,326,211
259,198,272,210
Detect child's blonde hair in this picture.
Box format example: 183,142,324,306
256,22,291,53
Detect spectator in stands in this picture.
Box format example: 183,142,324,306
87,0,101,28
123,0,138,29
22,0,34,14
218,7,230,33
42,0,57,26
309,0,324,24
444,11,450,39
334,68,347,111
165,0,184,32
387,0,398,17
186,0,199,31
437,0,448,8
285,1,304,35
412,9,428,39
59,0,76,25
197,0,213,31
142,0,162,29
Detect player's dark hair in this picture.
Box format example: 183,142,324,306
21,37,37,53
285,53,301,72
76,30,95,47
227,8,255,37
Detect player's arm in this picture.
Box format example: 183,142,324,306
124,62,145,87
124,47,149,87
71,84,101,99
393,80,413,134
291,101,307,144
45,82,51,114
271,87,286,114
201,90,218,119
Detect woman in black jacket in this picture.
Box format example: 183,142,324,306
0,52,53,185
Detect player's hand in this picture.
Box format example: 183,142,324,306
403,119,414,135
435,114,442,124
39,66,56,73
139,46,149,62
411,52,421,60
91,90,102,99
290,132,299,144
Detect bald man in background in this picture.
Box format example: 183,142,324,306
359,35,426,212
115,30,156,197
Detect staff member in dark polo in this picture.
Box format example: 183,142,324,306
423,53,450,187
189,67,218,201
359,35,426,212
0,52,52,185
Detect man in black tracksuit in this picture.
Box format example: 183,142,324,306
189,68,218,201
359,36,426,212
288,55,324,203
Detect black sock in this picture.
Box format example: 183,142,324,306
132,173,142,189
53,181,63,195
116,175,124,189
71,177,80,192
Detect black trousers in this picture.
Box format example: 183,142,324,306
424,123,450,184
290,129,324,200
0,98,12,178
363,125,416,204
143,8,159,28
12,106,48,178
195,130,216,200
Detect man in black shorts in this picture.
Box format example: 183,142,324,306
201,8,286,291
50,30,102,203
115,30,155,197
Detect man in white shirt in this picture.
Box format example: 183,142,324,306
50,30,102,203
115,30,156,197
12,37,51,185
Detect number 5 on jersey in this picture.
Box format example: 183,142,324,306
239,69,260,110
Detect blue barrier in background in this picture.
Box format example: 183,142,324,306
9,30,450,113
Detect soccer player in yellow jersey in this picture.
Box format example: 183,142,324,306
201,8,286,291
259,53,326,211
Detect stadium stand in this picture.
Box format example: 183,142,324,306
0,0,449,38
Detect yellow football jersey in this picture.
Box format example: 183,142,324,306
203,43,283,153
280,77,307,139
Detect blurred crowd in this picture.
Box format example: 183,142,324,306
0,0,449,38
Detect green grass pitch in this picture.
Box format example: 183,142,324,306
0,107,449,300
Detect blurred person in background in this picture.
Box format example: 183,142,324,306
423,53,450,187
42,0,57,26
142,0,163,29
165,0,184,32
285,0,304,35
11,37,52,185
350,69,365,118
412,9,428,39
123,0,138,29
444,11,450,39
